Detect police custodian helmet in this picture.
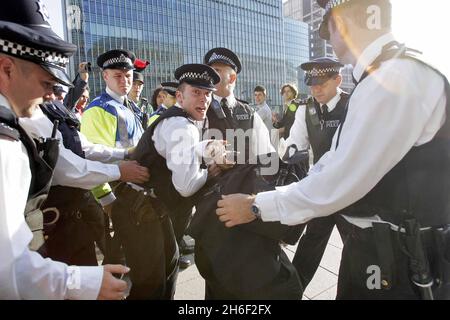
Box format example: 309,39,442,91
0,0,77,87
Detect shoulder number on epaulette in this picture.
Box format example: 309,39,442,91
0,122,20,141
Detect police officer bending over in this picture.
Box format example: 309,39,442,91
0,0,128,299
217,0,450,300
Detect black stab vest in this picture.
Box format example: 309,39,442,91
205,98,254,163
39,101,87,214
132,107,195,213
305,93,349,164
341,43,450,228
0,105,57,203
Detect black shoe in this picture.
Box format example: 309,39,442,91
179,255,192,269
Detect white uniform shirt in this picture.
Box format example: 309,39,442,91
0,95,103,299
152,106,209,197
255,33,447,228
285,89,343,152
212,94,275,157
19,106,123,190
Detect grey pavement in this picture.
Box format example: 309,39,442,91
175,227,343,300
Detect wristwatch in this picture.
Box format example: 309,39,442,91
251,203,261,219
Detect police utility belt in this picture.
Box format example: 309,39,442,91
114,182,168,226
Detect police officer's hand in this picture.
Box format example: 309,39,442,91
205,140,235,170
97,265,130,300
119,160,150,184
216,194,257,227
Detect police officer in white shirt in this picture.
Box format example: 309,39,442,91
0,0,128,300
203,48,274,164
217,0,450,300
285,58,350,289
110,64,225,299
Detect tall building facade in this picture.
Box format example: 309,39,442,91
283,0,355,93
63,0,294,106
283,17,309,99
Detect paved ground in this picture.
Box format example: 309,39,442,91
175,227,343,300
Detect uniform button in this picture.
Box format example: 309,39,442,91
44,235,49,240
381,280,389,288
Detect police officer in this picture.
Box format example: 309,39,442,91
19,97,150,266
217,0,450,300
81,49,145,210
0,0,128,299
113,64,223,299
152,80,195,269
203,47,274,163
285,58,350,289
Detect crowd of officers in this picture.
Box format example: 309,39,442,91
1,0,450,300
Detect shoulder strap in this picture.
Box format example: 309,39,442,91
148,106,190,136
0,105,20,140
336,42,450,149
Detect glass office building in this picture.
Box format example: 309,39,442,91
283,17,309,98
64,0,293,106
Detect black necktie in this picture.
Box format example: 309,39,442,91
124,98,131,110
322,104,328,117
221,98,232,118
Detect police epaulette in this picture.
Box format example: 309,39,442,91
236,98,249,105
0,122,20,141
293,98,311,106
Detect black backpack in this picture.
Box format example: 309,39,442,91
187,152,308,299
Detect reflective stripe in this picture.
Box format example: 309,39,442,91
115,106,131,148
148,114,161,127
80,106,117,147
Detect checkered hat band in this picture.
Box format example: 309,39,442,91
325,0,352,11
306,67,341,77
103,55,133,68
208,52,236,69
179,71,212,82
0,38,69,67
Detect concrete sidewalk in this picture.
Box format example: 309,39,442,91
174,227,343,300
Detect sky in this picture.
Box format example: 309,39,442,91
391,0,449,77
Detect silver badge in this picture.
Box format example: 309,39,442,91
36,0,51,23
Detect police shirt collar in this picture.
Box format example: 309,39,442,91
353,33,395,82
319,87,342,113
213,93,236,108
106,86,127,104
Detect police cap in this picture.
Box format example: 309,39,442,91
97,49,135,71
301,57,343,86
204,47,242,74
161,81,179,97
174,64,220,91
0,0,77,87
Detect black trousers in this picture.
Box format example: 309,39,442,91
337,223,450,300
196,244,302,300
44,194,103,266
169,208,193,245
110,185,179,300
292,214,349,288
